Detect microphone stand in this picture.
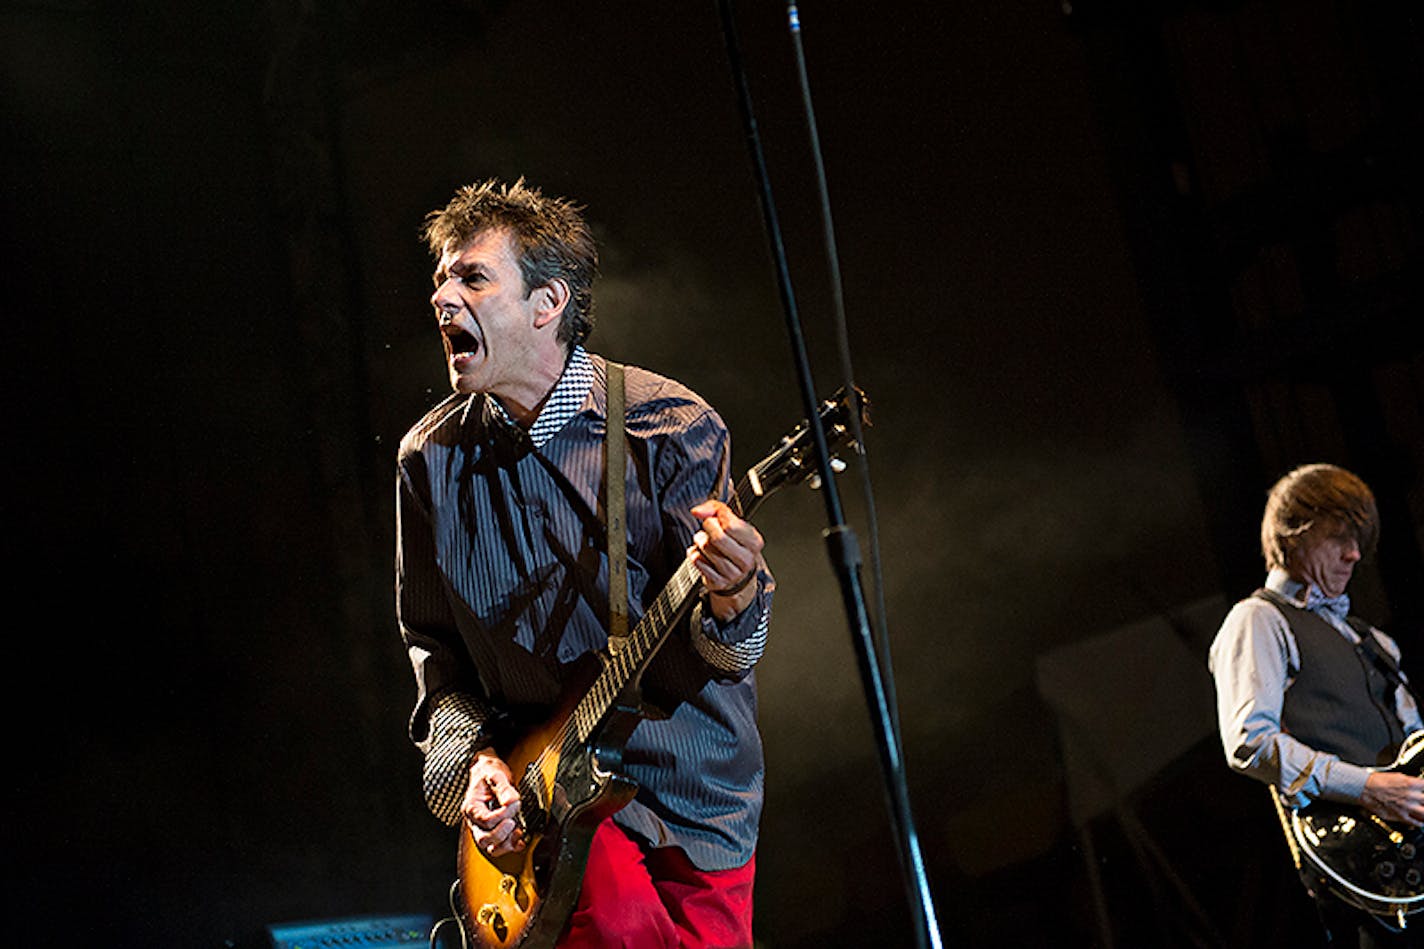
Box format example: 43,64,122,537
714,3,945,947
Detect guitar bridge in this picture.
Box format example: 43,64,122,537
1369,813,1407,846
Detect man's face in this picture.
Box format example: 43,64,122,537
430,228,558,400
1293,522,1362,598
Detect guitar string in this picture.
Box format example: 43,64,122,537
525,559,699,783
510,557,688,787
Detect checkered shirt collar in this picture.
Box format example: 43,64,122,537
484,346,595,449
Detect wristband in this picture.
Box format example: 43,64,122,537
710,568,757,598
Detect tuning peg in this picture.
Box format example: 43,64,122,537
807,458,848,490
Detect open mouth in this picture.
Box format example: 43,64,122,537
447,327,481,362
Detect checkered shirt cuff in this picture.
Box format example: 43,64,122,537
422,691,495,826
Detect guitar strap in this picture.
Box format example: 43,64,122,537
606,361,629,655
1346,616,1422,710
1267,786,1303,871
1255,589,1416,693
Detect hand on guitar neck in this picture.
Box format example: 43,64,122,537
463,750,526,857
1362,771,1424,827
688,499,766,622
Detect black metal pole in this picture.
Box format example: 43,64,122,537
714,3,944,946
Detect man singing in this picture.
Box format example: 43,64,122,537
396,178,773,947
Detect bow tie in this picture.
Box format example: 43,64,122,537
1305,589,1351,620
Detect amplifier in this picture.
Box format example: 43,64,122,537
266,913,433,949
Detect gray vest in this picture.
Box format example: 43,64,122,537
1257,589,1405,767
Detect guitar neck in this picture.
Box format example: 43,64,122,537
569,469,769,742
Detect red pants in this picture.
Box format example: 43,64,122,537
557,818,756,949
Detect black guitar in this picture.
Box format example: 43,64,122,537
1279,730,1424,928
450,388,869,949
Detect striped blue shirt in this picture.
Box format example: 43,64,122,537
396,349,773,869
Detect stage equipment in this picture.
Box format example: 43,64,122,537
265,913,433,949
715,2,942,947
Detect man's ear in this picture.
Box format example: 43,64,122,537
531,278,570,330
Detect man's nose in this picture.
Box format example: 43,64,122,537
431,278,461,315
1343,538,1362,561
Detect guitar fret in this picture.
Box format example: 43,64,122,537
568,563,703,742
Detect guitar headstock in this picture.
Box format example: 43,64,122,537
741,387,870,512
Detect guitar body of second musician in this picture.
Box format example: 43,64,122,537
1282,730,1424,928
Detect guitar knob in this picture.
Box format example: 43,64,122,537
1407,868,1422,887
1402,843,1417,860
477,905,509,942
1378,862,1397,880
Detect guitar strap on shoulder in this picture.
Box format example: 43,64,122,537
1346,616,1422,709
606,361,628,655
1255,589,1417,702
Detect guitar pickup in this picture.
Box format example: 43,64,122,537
518,762,549,834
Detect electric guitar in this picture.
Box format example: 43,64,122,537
450,387,869,949
1277,730,1424,929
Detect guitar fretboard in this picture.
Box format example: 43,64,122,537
567,465,770,745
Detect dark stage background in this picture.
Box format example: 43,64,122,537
4,1,1422,946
